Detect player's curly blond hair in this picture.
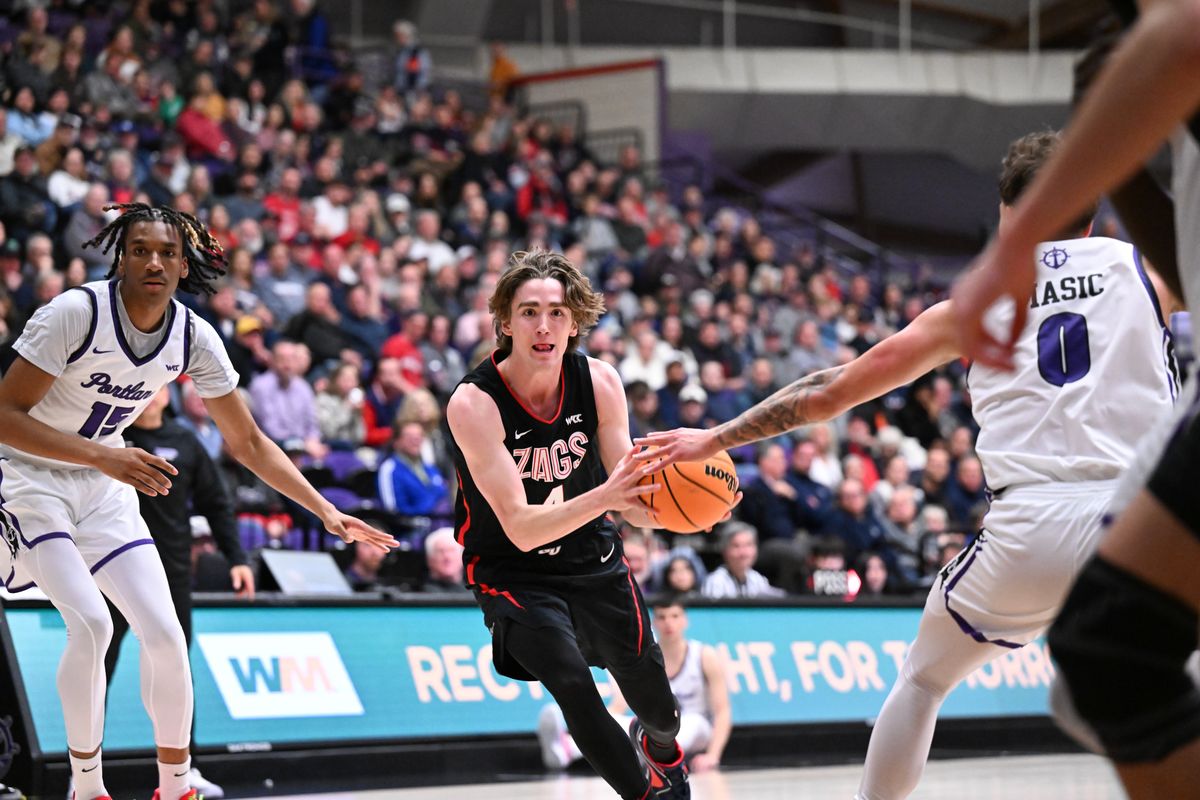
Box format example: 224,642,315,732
489,250,605,354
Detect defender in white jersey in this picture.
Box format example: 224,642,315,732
0,204,397,800
946,2,1200,795
952,3,1200,795
634,131,1178,798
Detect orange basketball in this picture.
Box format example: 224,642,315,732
638,450,739,533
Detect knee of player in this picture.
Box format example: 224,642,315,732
134,615,187,656
73,605,114,647
541,663,601,699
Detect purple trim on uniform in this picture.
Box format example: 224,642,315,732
1132,247,1168,329
0,460,27,548
2,568,36,593
66,286,99,364
21,531,73,549
181,307,192,375
89,538,155,574
942,537,1024,650
108,280,177,367
1132,249,1181,401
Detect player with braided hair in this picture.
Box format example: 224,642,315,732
83,203,228,295
0,204,398,800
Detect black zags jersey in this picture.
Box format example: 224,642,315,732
448,349,618,579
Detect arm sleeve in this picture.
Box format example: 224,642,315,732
190,433,247,566
186,314,240,398
12,288,93,377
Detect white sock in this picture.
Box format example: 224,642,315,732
69,750,107,800
158,757,191,800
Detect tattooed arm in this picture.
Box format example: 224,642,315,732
635,301,962,466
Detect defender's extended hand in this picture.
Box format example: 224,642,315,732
324,512,400,550
632,428,719,471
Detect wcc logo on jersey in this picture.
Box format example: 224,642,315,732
198,632,364,719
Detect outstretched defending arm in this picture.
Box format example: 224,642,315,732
635,301,961,467
202,389,398,550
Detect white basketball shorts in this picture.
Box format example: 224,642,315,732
0,457,151,592
930,479,1118,649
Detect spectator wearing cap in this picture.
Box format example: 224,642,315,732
47,146,89,208
676,382,708,431
703,523,786,599
0,145,56,241
385,191,413,239
258,241,312,323
227,315,273,387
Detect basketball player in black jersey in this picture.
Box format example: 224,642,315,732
446,251,706,799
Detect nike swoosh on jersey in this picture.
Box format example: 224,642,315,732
600,543,616,563
515,429,532,439
92,347,114,354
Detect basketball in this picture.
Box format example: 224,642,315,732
638,449,739,533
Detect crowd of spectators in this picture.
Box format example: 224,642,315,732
0,0,987,598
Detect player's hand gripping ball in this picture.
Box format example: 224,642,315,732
637,448,739,533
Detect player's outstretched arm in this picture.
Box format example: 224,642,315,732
202,389,398,550
953,0,1200,366
447,382,660,552
635,302,961,467
0,357,178,495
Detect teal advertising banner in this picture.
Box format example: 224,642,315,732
4,603,1055,754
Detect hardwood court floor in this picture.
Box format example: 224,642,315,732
248,754,1123,800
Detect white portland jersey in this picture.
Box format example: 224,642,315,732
669,640,711,719
7,279,237,470
969,237,1178,490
